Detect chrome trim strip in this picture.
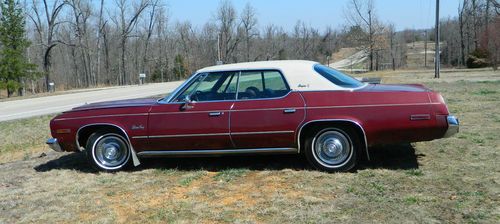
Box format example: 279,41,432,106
132,130,294,139
54,113,148,121
231,130,294,135
158,89,295,104
149,106,304,116
296,119,370,161
137,147,298,157
443,115,459,138
149,110,230,115
307,102,441,110
234,107,301,113
140,133,230,139
76,123,141,166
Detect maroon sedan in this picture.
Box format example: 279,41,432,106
47,60,458,172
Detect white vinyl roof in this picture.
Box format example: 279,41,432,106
196,60,358,91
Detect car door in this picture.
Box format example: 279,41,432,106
146,72,238,151
230,70,305,149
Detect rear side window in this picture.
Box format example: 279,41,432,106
237,70,290,100
314,64,364,88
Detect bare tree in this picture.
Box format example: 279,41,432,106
240,2,258,62
459,0,469,66
387,24,396,70
216,0,240,63
293,21,315,60
154,5,169,82
345,0,379,71
67,0,93,87
95,0,105,85
141,0,159,74
29,0,66,91
175,21,195,75
111,0,149,85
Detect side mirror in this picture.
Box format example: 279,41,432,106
180,95,194,110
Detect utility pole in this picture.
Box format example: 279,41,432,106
434,0,440,78
216,34,223,65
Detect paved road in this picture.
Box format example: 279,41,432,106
0,82,183,122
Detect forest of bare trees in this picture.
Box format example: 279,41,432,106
0,0,498,97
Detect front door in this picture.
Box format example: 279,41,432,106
230,70,305,149
146,71,238,151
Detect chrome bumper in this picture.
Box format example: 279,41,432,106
46,138,63,152
443,115,459,138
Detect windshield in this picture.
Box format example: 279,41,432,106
313,64,364,88
159,73,198,102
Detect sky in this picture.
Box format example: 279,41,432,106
165,0,460,32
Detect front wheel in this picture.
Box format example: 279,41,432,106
304,127,359,172
85,131,131,172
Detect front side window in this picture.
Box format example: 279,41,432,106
237,70,290,100
314,64,364,88
175,72,238,102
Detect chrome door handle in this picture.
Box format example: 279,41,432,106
283,108,296,114
209,112,222,117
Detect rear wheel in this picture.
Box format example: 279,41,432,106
305,126,359,172
85,131,131,172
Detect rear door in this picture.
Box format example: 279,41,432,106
230,70,305,149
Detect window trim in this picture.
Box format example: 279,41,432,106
170,71,238,103
161,69,292,104
236,69,291,101
313,64,365,88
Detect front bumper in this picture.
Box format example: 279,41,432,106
443,115,459,138
46,138,63,152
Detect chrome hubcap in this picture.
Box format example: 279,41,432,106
94,135,129,168
313,130,352,167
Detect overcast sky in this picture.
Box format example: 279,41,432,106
164,0,460,31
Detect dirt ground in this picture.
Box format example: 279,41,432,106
0,68,499,223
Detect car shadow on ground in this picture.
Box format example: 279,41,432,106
34,143,421,173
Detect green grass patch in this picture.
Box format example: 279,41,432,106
473,89,497,95
153,168,179,176
405,169,424,177
214,168,249,182
178,171,206,186
0,115,53,155
404,196,420,205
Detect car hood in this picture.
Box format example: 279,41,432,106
356,84,430,92
71,98,158,111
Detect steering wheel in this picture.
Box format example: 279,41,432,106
191,90,203,101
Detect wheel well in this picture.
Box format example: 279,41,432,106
77,125,128,150
298,120,369,161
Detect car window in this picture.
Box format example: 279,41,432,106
237,70,289,100
175,72,237,102
314,64,364,88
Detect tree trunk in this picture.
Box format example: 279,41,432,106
121,37,126,85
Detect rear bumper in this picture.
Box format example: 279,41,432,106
46,138,63,152
443,115,459,138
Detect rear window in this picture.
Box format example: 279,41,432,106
314,64,364,88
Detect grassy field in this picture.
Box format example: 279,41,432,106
0,69,499,223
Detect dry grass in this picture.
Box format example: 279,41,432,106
0,69,499,223
0,115,52,163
